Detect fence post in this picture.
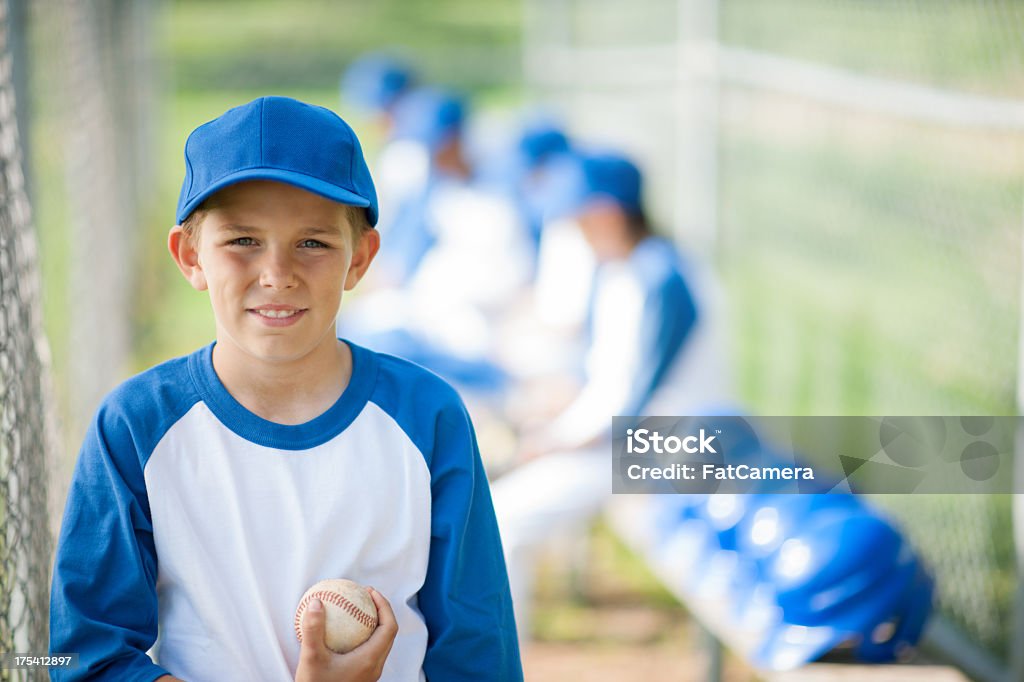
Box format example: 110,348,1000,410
675,0,718,257
1013,193,1024,682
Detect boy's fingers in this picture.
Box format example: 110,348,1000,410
299,598,329,662
366,588,399,652
368,588,398,632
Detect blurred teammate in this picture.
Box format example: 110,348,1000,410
370,87,471,286
492,150,732,640
340,53,426,229
492,121,595,385
340,52,415,128
480,116,573,252
346,88,532,386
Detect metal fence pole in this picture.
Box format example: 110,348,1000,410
703,626,723,682
675,0,718,258
1013,192,1024,681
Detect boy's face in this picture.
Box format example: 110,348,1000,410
168,180,379,366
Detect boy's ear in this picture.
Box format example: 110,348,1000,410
344,228,381,291
168,225,208,291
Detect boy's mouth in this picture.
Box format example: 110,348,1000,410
248,305,308,325
254,309,302,318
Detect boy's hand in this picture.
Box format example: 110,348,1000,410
294,588,398,682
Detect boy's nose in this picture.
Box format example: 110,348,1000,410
259,249,298,290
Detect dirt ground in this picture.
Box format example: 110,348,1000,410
523,626,755,682
520,526,757,682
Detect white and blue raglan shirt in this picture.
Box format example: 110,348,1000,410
50,341,522,682
543,236,730,447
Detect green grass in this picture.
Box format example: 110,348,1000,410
718,117,1021,415
161,0,522,93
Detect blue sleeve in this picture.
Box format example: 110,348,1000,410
419,405,523,681
621,274,697,416
50,398,173,681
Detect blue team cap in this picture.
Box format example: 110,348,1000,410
518,122,570,169
541,150,644,220
176,96,378,226
341,53,415,113
391,88,466,151
482,119,570,190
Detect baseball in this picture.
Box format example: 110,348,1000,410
294,579,379,654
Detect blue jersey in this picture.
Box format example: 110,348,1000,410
50,342,522,681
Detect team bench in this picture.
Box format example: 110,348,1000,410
604,496,973,682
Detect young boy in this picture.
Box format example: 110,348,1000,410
50,96,522,682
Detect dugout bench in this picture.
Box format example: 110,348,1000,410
604,496,973,682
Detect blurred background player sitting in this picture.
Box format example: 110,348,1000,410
492,149,732,644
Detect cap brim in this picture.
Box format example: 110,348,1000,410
177,168,375,225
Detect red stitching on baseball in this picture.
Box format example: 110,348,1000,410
294,590,378,643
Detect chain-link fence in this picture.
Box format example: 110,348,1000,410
54,0,154,448
523,0,1024,679
716,3,1022,678
0,0,157,675
0,0,56,678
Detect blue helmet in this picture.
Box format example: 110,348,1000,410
729,491,864,618
698,493,751,553
651,493,706,544
752,508,934,670
677,493,769,597
729,493,863,621
736,494,863,569
648,493,715,593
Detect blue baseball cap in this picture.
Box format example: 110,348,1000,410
391,88,466,152
540,150,643,220
341,53,415,113
481,120,570,191
176,96,379,226
516,120,573,166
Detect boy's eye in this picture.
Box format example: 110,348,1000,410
229,237,256,247
300,239,329,249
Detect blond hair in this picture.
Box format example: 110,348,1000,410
180,198,372,246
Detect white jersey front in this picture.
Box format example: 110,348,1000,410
51,341,522,681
